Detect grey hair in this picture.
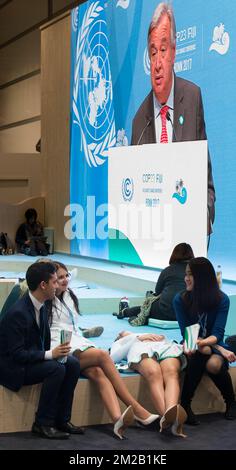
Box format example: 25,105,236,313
148,2,176,46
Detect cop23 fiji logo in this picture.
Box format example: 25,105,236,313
122,178,134,202
209,23,230,55
172,179,187,205
72,2,116,168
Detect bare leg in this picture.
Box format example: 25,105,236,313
132,358,165,416
198,345,212,355
83,366,121,422
74,348,151,419
206,354,224,374
160,358,181,411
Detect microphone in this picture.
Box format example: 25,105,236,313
136,116,153,145
166,110,177,142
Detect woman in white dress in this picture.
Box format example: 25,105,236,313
49,262,158,439
110,331,187,437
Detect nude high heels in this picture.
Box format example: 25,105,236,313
159,404,177,432
171,404,187,438
113,405,134,439
134,413,159,426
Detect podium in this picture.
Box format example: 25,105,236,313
108,141,207,269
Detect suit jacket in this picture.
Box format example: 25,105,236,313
0,293,50,391
131,75,215,232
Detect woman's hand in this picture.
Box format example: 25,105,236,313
52,342,71,359
138,334,164,342
183,347,196,356
219,348,236,363
224,350,236,362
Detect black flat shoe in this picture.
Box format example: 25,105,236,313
32,422,69,439
57,421,85,434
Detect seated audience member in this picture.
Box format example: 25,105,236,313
0,262,82,439
15,208,48,256
173,257,236,425
116,243,194,325
48,261,158,440
110,330,187,438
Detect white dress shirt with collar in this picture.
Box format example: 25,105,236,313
29,291,52,360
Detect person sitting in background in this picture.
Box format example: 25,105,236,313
48,261,158,440
110,330,187,437
16,208,48,256
173,257,236,425
116,243,194,325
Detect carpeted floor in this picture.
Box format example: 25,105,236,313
0,413,236,450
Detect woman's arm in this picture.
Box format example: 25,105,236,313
197,335,217,348
214,344,236,363
173,293,187,338
137,333,165,342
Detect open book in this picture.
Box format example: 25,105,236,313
184,323,200,353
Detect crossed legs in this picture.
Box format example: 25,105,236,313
73,348,152,421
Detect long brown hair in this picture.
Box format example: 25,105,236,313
47,261,80,325
182,257,222,317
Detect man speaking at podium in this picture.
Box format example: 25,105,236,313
131,2,215,235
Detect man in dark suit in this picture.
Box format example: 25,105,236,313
0,262,83,439
131,2,215,234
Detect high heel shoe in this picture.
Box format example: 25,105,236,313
159,404,177,432
113,405,134,439
134,413,159,426
171,404,187,438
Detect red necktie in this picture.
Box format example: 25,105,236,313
160,105,169,143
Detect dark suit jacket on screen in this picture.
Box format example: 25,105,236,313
131,75,215,231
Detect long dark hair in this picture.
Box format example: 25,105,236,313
182,257,222,316
47,261,80,326
169,242,194,264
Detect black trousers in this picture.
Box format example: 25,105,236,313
24,356,80,426
123,306,141,317
181,351,234,406
122,299,173,321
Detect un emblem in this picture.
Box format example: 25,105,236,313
122,178,134,202
73,2,116,167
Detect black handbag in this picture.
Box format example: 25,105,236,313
0,232,14,254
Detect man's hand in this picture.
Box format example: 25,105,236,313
52,342,71,359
